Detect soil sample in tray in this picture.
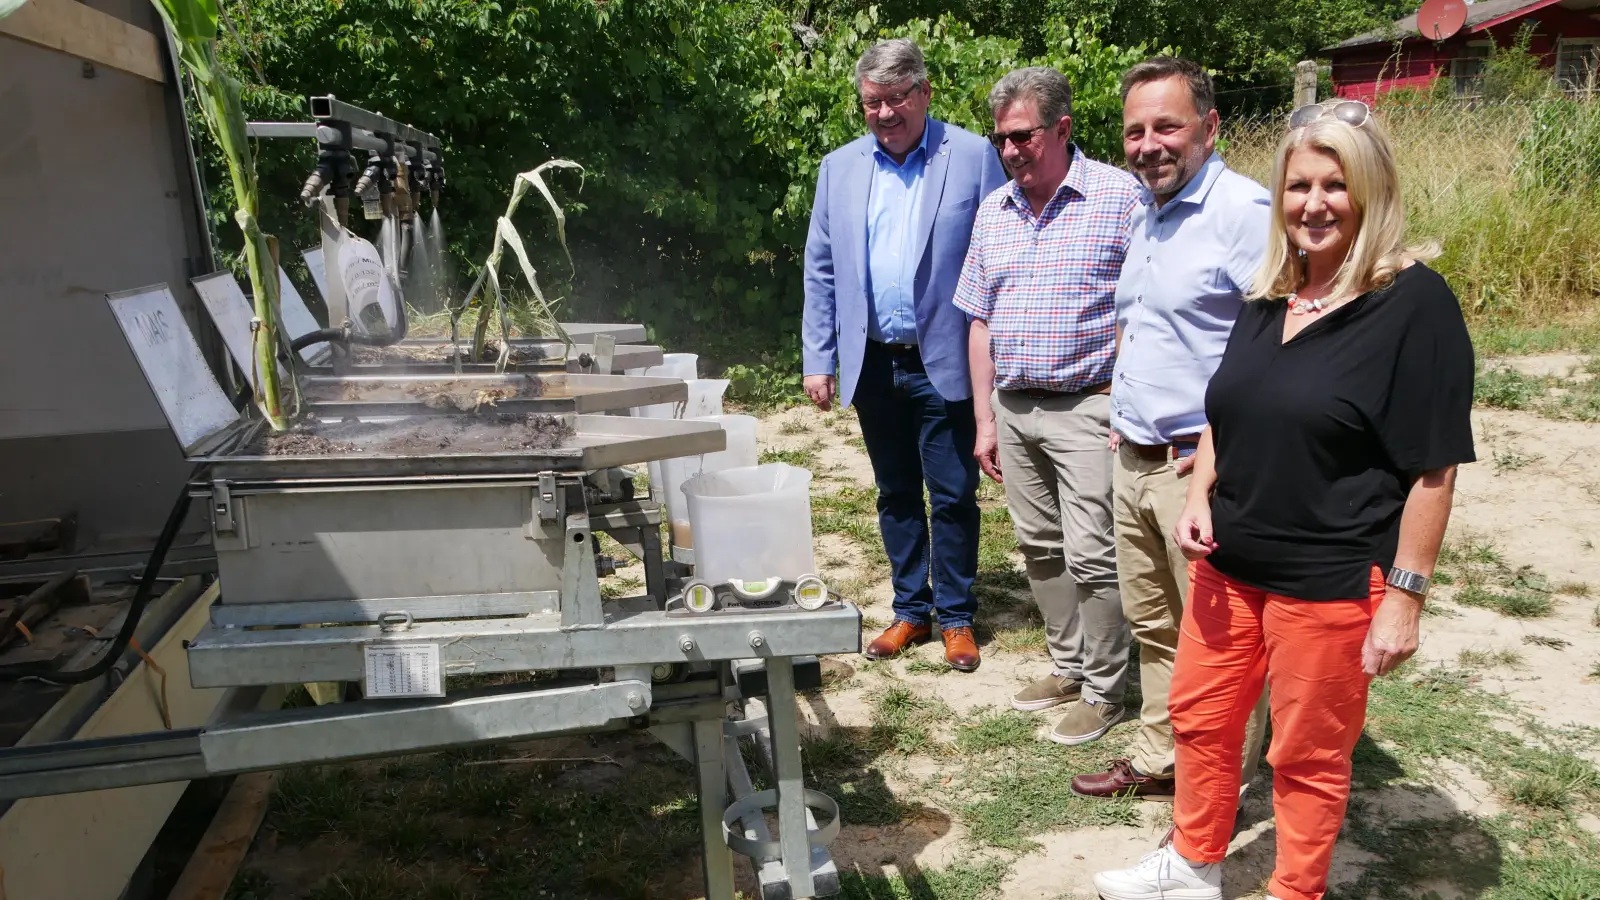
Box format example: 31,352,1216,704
349,341,551,365
253,413,576,457
308,375,550,412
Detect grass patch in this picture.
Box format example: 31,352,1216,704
1523,634,1572,650
954,709,1038,754
761,438,823,469
1458,647,1525,668
1493,446,1543,473
1437,535,1559,618
779,418,811,435
599,573,643,599
839,860,1010,900
1456,583,1555,618
1473,362,1600,422
1508,754,1599,809
1554,581,1591,597
865,685,951,757
226,870,275,900
263,741,707,899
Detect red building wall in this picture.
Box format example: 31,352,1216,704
1328,6,1600,101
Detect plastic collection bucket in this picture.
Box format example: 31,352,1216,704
661,414,758,548
683,463,815,584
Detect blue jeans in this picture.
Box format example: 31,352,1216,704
851,340,981,630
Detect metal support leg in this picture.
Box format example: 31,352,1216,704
561,515,604,629
694,717,738,900
765,656,815,899
641,519,666,603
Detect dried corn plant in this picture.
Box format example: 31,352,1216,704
449,160,583,372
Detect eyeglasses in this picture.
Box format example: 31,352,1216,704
1289,100,1371,130
988,125,1047,149
860,86,921,113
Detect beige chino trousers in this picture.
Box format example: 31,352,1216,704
994,389,1131,705
1114,443,1268,782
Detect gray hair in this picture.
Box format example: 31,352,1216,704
855,38,928,89
1120,57,1216,118
988,67,1073,124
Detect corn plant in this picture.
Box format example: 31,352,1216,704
149,0,289,429
449,160,581,372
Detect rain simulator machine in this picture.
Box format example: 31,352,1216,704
0,10,859,900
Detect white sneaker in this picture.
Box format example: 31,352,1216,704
1092,844,1222,900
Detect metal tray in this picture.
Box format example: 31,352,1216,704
193,413,727,479
303,340,663,374
300,372,686,416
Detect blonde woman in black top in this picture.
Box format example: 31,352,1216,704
1094,100,1475,900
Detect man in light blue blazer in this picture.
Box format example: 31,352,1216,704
802,38,1007,671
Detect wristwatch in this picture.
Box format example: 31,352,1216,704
1386,567,1431,598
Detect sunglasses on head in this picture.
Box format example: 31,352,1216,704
1289,100,1371,129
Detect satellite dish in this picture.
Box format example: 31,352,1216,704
1417,0,1468,41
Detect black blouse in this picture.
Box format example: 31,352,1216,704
1204,264,1476,600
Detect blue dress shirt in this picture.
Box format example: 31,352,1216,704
865,120,932,345
1111,153,1271,445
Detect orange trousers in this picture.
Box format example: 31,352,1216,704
1170,559,1383,900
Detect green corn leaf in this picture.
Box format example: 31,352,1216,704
148,0,219,45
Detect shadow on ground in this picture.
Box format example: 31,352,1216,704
1224,733,1504,900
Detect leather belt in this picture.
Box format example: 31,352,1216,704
1001,381,1112,400
1123,438,1199,461
868,340,920,356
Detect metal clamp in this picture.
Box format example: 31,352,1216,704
536,472,560,524
212,480,235,534
721,789,841,861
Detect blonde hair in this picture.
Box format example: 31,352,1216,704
1247,103,1438,302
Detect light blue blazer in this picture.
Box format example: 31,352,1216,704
802,118,1007,408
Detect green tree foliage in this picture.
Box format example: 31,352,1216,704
206,0,1150,364
791,0,1413,96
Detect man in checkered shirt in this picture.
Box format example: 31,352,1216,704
954,66,1140,747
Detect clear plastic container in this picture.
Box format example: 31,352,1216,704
683,463,815,584
662,414,758,547
685,379,729,418
630,354,699,497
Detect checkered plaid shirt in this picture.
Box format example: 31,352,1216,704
954,146,1140,393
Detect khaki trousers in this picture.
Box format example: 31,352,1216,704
1114,444,1267,781
994,390,1130,705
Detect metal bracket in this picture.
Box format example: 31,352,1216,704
212,480,236,535
560,515,604,630
721,788,841,861
593,333,617,376
536,473,560,524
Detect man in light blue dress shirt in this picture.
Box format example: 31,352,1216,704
1069,58,1273,803
802,39,1007,671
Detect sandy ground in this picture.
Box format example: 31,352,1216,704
751,355,1600,900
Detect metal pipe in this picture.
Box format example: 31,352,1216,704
247,122,437,161
308,95,441,151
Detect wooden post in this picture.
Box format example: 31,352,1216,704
166,772,279,900
1295,60,1319,108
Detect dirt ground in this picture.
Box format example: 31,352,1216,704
741,352,1600,900
228,353,1600,900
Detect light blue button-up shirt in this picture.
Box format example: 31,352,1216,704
865,120,932,345
1111,153,1270,445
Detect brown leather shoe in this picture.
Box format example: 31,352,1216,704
863,621,931,660
1070,758,1176,800
941,626,980,671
